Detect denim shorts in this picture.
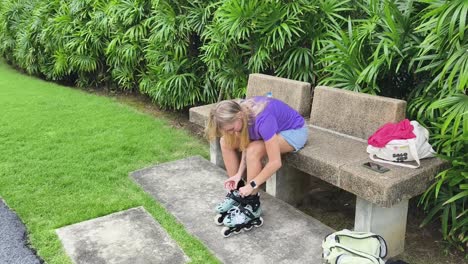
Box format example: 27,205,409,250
279,126,309,152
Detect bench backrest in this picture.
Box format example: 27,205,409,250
310,86,406,140
246,74,312,117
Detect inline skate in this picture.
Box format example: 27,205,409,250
221,194,263,237
214,180,245,225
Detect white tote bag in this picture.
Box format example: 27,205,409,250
366,121,436,168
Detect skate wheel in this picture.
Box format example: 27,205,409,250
255,217,264,227
244,225,253,231
221,227,232,238
214,214,224,226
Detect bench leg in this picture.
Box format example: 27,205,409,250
354,197,408,258
266,165,311,206
210,138,225,169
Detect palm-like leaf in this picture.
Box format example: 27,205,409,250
319,20,369,92
413,0,468,94
429,94,468,140
419,154,467,250
276,47,314,83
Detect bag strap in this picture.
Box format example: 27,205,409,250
334,232,388,258
408,138,421,167
369,154,419,169
331,244,384,264
369,138,421,169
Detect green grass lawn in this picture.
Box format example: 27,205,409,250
0,61,218,264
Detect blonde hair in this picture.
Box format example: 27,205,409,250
206,98,267,151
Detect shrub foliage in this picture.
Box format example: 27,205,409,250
0,0,466,251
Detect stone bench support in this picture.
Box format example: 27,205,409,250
266,164,312,206
210,139,224,169
355,197,408,257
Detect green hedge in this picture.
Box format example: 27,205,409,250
1,0,466,251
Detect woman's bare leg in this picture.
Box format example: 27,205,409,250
220,136,240,177
245,141,267,184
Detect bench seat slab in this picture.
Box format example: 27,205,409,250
283,127,369,186
340,158,447,207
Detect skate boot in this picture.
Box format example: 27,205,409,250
214,180,245,225
221,194,263,237
214,190,243,225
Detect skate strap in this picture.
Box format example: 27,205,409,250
228,192,245,204
238,205,256,219
244,195,261,211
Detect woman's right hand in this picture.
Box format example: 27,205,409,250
224,174,241,190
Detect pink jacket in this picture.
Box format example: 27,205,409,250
368,119,416,148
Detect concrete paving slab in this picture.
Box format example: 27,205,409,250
56,207,189,264
131,156,334,264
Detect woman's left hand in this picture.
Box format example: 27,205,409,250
239,185,254,197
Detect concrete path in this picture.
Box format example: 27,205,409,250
0,199,42,264
56,207,189,264
131,156,334,264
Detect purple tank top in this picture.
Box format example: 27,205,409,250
247,96,305,141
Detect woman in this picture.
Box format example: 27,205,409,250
206,96,308,235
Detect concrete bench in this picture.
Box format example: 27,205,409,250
189,74,446,258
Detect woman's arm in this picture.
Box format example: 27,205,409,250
237,150,247,176
224,150,247,190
